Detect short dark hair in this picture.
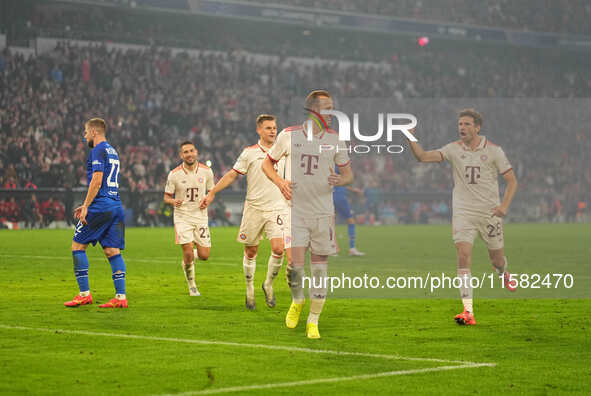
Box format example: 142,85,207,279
256,114,276,126
305,90,331,110
458,108,482,126
179,140,195,150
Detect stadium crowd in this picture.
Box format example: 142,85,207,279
1,32,590,226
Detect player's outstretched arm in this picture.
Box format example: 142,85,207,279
407,129,443,163
492,170,518,218
74,171,103,225
262,156,291,200
200,170,238,209
163,193,182,208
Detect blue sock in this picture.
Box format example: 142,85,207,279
108,254,126,295
348,223,356,249
72,250,90,293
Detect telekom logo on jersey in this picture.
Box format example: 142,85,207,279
304,110,418,154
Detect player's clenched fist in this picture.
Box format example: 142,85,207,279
199,193,215,209
174,199,183,208
278,179,292,201
491,206,507,218
328,167,341,186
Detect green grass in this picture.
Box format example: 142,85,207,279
1,224,590,395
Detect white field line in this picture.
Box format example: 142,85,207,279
157,363,494,396
0,324,492,366
0,324,495,395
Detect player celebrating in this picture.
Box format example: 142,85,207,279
200,115,287,310
65,118,128,308
262,90,353,339
164,141,214,296
333,172,365,256
407,109,518,325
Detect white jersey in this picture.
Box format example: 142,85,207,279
267,124,350,219
438,135,512,217
232,142,287,212
165,162,214,223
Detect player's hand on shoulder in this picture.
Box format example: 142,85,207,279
328,167,341,186
491,206,506,218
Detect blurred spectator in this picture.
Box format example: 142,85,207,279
41,197,66,225
22,193,44,228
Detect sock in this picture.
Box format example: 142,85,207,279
347,223,356,249
264,253,283,286
183,260,196,286
308,262,328,324
108,254,126,297
494,256,508,275
72,250,90,294
286,264,305,304
458,268,473,313
243,255,256,298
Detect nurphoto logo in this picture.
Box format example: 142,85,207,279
304,108,418,154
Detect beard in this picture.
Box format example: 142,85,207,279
184,158,195,165
87,139,94,148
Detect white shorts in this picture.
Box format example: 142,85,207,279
452,214,504,250
237,205,287,246
291,215,336,256
174,221,211,247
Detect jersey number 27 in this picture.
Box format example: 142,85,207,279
107,158,120,188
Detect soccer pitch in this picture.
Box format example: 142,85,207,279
1,224,590,395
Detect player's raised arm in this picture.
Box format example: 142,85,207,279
407,129,444,163
75,171,103,225
200,169,238,209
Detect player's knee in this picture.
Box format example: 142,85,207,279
71,241,86,252
244,246,258,259
197,250,210,261
103,247,120,258
271,247,284,257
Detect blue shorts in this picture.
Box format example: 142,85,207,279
334,194,353,220
73,204,125,249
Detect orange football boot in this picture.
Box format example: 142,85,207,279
454,310,476,326
64,294,93,307
99,298,128,308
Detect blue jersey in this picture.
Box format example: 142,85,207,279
86,141,121,205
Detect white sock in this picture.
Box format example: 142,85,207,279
183,261,196,287
265,253,283,286
115,293,126,300
286,264,305,304
308,262,328,324
458,268,473,313
243,255,256,298
80,291,90,297
494,256,508,275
